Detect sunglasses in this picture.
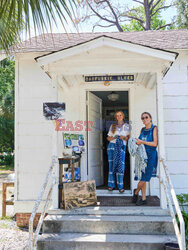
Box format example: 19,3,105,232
141,116,149,120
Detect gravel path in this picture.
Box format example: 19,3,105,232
0,172,29,250
0,219,29,250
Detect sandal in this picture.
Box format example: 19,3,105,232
108,187,114,191
119,189,124,193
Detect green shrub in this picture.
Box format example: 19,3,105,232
177,194,188,249
0,154,14,167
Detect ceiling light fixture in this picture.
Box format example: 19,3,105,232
107,91,119,102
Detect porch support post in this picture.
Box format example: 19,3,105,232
156,72,167,209
51,74,59,209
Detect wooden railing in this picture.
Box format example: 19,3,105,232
27,155,58,250
160,157,186,250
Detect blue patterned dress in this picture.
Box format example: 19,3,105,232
107,137,126,190
138,124,158,182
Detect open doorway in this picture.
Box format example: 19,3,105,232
88,90,130,190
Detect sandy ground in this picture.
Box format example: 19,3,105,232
0,172,29,250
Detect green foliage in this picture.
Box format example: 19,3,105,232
0,58,14,154
0,154,14,168
122,1,167,31
0,0,77,52
177,194,188,212
176,0,188,29
177,194,188,248
0,215,12,221
0,6,23,52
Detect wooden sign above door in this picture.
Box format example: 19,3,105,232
85,75,134,82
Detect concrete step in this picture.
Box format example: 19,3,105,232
48,206,170,216
37,232,177,250
43,214,175,235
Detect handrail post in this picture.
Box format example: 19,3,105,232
28,156,57,250
156,72,167,209
51,120,59,209
161,158,186,250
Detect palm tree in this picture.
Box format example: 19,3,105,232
0,0,77,52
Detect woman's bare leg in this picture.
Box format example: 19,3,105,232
141,182,146,200
134,181,144,195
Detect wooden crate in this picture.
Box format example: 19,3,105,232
62,180,97,210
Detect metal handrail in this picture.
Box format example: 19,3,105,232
28,155,58,250
160,157,186,250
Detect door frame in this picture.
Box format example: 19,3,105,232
80,83,134,194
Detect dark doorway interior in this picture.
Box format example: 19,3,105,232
91,91,130,190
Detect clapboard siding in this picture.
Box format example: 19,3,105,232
19,110,45,123
18,122,52,136
164,109,188,121
163,52,188,83
19,172,52,199
19,57,50,86
170,175,188,189
19,148,52,165
165,135,188,147
14,44,188,211
163,83,188,96
166,161,188,175
163,52,188,193
164,121,188,134
19,135,52,149
16,55,56,202
164,96,188,108
19,98,45,111
166,148,188,161
19,84,53,98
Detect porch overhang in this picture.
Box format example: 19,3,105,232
35,35,178,89
36,36,178,66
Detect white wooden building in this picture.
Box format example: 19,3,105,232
3,29,188,216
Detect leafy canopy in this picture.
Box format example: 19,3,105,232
122,2,167,31
0,58,14,152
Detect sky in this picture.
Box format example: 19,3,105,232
76,0,177,33
27,0,177,38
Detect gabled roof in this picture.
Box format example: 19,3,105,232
36,36,178,67
12,29,188,53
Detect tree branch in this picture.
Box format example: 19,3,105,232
92,23,115,32
133,0,144,5
86,1,115,24
121,14,144,24
149,0,155,7
121,13,145,29
105,0,123,31
151,5,173,16
150,0,162,12
156,22,175,30
95,0,107,4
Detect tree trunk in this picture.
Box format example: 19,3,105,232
144,0,151,30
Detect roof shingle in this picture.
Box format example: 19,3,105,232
13,29,188,53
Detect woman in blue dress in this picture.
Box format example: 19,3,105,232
132,112,158,206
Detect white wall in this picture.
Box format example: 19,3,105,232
163,50,188,194
15,54,159,212
14,49,188,213
15,54,58,212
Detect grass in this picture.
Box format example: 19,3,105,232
0,165,14,172
0,216,12,221
0,222,12,229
